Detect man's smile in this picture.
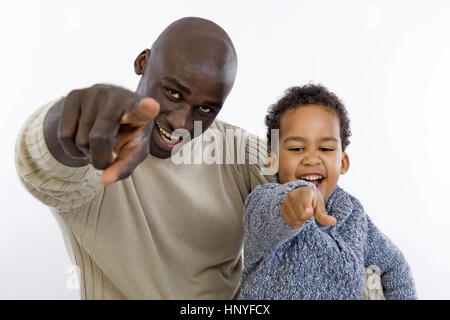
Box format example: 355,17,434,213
154,120,183,148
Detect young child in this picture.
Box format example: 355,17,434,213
240,84,417,300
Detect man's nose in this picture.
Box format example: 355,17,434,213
167,104,194,131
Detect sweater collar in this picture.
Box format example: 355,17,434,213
325,185,354,226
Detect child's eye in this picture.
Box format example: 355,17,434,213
166,88,181,99
198,105,212,114
288,147,304,152
319,148,334,152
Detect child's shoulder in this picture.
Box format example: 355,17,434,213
246,182,280,203
332,185,365,208
252,181,280,193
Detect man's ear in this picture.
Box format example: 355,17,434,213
340,152,350,175
134,49,151,75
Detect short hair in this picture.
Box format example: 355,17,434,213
265,83,351,152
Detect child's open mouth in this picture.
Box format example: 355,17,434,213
297,174,325,189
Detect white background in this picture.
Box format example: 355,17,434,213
1,0,449,299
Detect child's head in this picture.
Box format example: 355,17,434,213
265,84,351,200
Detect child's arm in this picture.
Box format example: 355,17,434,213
363,215,417,299
243,180,317,267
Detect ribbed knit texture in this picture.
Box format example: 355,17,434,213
15,101,272,299
15,100,102,213
240,180,417,300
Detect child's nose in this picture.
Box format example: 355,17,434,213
301,152,321,166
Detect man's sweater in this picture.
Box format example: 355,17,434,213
15,101,271,299
240,180,417,300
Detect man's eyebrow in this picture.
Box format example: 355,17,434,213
202,100,222,109
161,77,191,95
283,136,338,143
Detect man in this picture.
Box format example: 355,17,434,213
16,17,275,299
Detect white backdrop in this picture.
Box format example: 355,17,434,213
1,0,449,299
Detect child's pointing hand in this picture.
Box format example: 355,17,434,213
281,187,337,229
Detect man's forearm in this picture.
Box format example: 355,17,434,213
43,98,89,167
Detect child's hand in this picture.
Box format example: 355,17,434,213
281,187,337,229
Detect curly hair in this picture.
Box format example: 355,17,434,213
265,83,351,152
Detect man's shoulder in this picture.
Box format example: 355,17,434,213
210,119,267,156
210,119,260,138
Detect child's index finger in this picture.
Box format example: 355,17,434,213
314,203,337,227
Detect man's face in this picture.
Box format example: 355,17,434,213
277,104,349,200
136,37,236,159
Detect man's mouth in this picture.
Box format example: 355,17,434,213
297,174,325,189
155,121,183,148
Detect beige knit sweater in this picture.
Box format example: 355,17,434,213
15,100,271,299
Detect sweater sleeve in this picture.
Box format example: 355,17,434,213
243,180,313,265
363,216,417,299
15,100,103,213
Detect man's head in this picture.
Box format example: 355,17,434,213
134,17,238,158
265,84,351,199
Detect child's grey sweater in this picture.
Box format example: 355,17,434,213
240,180,417,300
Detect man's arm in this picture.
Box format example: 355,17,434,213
15,85,159,212
15,100,101,212
363,216,417,299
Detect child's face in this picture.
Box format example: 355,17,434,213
275,104,349,200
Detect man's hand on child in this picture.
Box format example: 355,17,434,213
281,187,337,229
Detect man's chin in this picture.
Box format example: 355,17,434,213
149,150,172,159
148,141,177,159
149,130,182,159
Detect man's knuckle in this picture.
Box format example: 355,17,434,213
75,136,89,149
66,89,82,101
89,133,112,146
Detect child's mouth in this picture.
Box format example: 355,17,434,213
297,174,325,189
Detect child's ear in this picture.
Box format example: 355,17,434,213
267,152,279,175
340,152,350,175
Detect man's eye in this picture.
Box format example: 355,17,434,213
198,105,212,114
167,88,181,99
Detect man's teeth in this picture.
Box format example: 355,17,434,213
300,175,323,181
158,124,180,144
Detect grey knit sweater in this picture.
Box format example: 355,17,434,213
240,180,417,299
